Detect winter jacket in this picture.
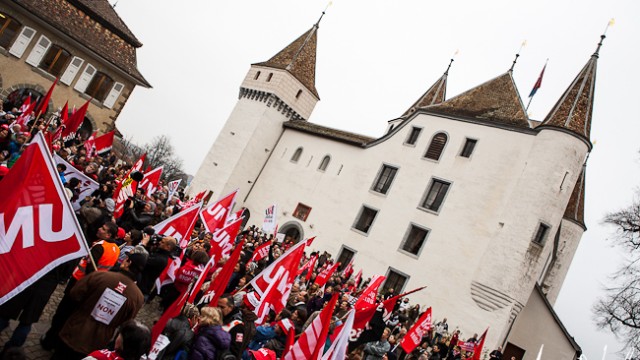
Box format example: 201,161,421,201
189,325,231,360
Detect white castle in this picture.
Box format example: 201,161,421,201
190,19,601,358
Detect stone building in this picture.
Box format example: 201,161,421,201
0,0,150,137
190,20,599,358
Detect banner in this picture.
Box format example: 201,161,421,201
262,204,277,233
166,179,181,203
94,130,115,154
0,132,89,305
153,202,202,249
400,307,432,353
200,189,237,233
139,166,163,197
53,154,100,211
249,240,307,324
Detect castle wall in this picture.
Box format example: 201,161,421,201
542,218,585,305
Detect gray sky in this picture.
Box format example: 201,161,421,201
113,1,640,358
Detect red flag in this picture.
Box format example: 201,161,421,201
94,130,115,154
314,261,340,288
354,275,386,310
188,256,216,304
199,190,237,233
400,307,432,353
297,254,317,278
341,260,354,279
249,240,307,324
112,153,146,218
84,132,97,159
471,327,489,360
249,241,271,263
14,100,36,128
200,239,244,306
18,95,31,113
0,132,89,305
282,327,296,359
138,166,163,197
528,62,547,98
150,287,189,346
35,78,57,117
323,309,355,360
209,217,242,260
154,251,184,295
153,202,202,249
52,102,68,142
61,99,90,141
285,293,339,360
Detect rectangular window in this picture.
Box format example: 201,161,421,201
421,179,451,213
405,127,422,145
460,138,477,158
533,223,550,245
383,268,409,294
371,164,398,195
353,205,378,234
400,224,429,256
85,72,114,102
337,246,356,272
293,203,311,221
0,15,21,49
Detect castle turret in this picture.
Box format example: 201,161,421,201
189,23,321,201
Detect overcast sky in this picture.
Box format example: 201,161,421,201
112,1,640,358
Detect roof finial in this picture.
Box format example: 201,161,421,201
315,2,332,28
593,19,614,57
509,40,527,72
444,50,458,75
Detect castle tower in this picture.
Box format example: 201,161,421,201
189,24,321,200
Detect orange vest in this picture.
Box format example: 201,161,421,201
72,241,120,280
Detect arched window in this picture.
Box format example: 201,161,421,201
318,155,330,171
39,44,72,77
291,147,303,163
0,13,22,49
424,132,448,161
85,71,114,102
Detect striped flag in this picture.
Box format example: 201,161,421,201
285,293,339,360
528,63,547,97
322,309,355,360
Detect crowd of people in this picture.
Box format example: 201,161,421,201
0,106,511,360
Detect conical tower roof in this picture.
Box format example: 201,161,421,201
255,27,319,98
563,169,586,228
426,71,530,128
539,37,603,143
402,72,448,117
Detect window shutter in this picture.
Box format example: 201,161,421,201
9,27,36,58
25,35,51,66
60,56,85,85
74,63,96,93
425,133,448,160
102,82,124,109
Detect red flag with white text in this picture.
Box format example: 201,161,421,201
0,132,88,305
112,153,146,218
188,256,215,304
84,132,97,159
354,275,386,310
153,202,202,249
14,100,36,128
18,95,31,113
154,251,183,295
314,261,340,288
471,327,488,360
209,217,243,260
249,241,271,263
400,307,432,353
94,130,115,154
139,166,163,197
199,190,237,233
285,293,338,360
250,240,307,324
61,99,90,142
297,254,317,277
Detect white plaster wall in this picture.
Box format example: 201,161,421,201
543,219,585,305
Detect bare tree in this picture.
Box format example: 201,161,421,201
141,135,187,182
594,191,640,354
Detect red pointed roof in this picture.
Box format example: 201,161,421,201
255,27,319,98
426,72,530,128
402,72,448,117
539,55,598,143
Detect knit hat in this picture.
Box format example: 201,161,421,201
243,292,261,311
276,319,294,333
104,198,116,212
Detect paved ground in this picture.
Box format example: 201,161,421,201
0,284,164,360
